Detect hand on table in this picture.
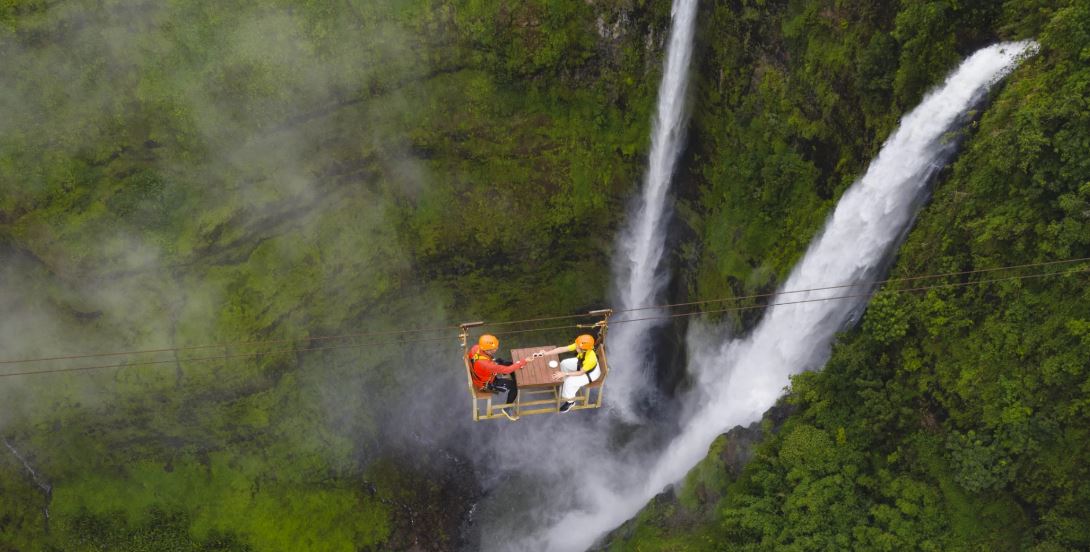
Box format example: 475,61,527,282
550,371,566,382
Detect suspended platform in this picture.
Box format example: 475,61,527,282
460,309,611,421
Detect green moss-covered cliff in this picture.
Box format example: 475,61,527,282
0,0,669,548
604,1,1090,551
1,0,1088,550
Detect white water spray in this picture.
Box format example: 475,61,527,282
538,40,1035,552
608,0,700,419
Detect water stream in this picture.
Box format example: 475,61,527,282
607,0,700,420
535,40,1035,552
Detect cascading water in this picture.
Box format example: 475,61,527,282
474,5,699,548
533,40,1035,552
608,0,699,419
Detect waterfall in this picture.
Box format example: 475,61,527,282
3,438,51,497
4,437,52,527
608,0,700,419
474,5,700,547
535,40,1036,552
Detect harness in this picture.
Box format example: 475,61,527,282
575,348,597,372
470,351,505,392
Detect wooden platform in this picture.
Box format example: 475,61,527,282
463,343,609,421
460,311,613,421
511,346,559,387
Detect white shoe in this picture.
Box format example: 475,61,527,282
500,407,519,421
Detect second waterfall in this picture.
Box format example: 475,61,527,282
608,0,700,420
537,40,1036,552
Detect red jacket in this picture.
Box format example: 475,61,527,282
468,345,528,389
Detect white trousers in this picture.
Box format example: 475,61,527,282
559,357,601,400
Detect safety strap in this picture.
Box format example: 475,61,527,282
471,353,501,388
579,352,596,373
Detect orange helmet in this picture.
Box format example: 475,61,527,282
575,334,595,350
478,334,499,351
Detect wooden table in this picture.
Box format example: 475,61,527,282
511,346,560,388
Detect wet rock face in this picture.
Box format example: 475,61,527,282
365,447,483,552
719,423,760,478
587,1,670,82
721,402,797,477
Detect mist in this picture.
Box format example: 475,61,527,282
9,0,999,549
0,0,469,517
478,41,1036,552
607,0,699,421
5,0,681,546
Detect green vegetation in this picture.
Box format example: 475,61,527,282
2,0,1088,549
680,0,1035,326
53,456,389,552
610,1,1090,550
0,0,665,548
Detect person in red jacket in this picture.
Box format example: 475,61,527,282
468,334,536,420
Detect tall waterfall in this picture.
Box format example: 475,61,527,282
608,0,700,419
536,40,1035,552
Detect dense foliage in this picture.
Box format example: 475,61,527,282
679,0,1022,324
0,0,666,549
2,0,1087,549
607,1,1090,550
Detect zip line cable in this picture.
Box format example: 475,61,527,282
610,255,1090,316
0,324,595,379
0,323,458,366
0,335,457,378
3,258,1087,366
1,257,1087,370
609,265,1090,324
1,264,1085,379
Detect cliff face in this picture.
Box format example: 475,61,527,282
604,2,1090,550
0,1,672,549
595,403,797,551
1,0,1088,549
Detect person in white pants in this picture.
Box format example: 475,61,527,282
538,334,600,413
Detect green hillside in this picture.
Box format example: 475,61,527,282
1,0,1087,550
604,2,1090,551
